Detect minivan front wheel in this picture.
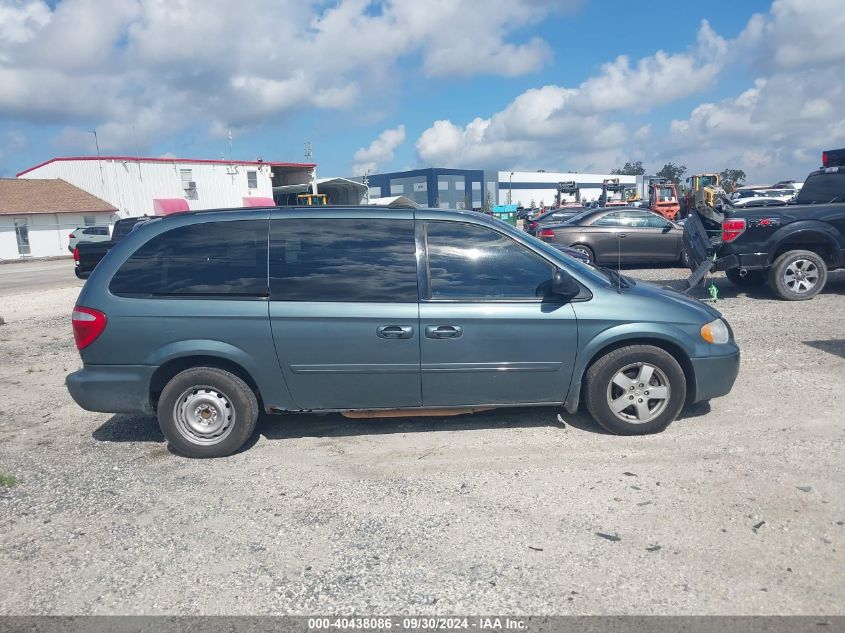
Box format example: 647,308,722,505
584,345,686,435
157,367,259,458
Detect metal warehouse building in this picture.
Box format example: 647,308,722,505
0,179,119,260
16,156,319,218
497,171,637,207
360,168,637,210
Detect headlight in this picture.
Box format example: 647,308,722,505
700,318,730,344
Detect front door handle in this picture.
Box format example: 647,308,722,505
618,233,628,238
425,325,463,339
377,325,414,339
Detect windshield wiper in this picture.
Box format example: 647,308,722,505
597,266,630,289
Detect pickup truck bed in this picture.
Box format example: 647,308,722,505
684,156,845,300
74,217,150,279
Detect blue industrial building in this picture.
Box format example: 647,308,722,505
364,168,492,209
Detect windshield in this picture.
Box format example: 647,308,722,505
699,176,716,188
657,187,675,201
562,209,595,224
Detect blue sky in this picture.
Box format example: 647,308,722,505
1,0,843,182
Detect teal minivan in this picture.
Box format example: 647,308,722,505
67,207,739,457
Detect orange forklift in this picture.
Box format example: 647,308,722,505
647,178,680,220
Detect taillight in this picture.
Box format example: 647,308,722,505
69,233,76,239
72,306,107,350
538,228,555,239
722,218,746,243
73,247,79,262
822,151,828,167
529,222,538,229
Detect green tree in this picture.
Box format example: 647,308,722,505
611,160,646,176
656,162,686,185
719,168,747,192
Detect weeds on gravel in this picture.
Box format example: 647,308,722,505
0,473,17,488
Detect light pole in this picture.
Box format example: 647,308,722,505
508,171,514,205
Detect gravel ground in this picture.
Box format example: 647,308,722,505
0,268,843,615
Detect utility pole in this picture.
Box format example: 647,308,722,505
89,129,106,195
304,141,317,194
363,169,370,204
508,171,514,205
227,130,234,162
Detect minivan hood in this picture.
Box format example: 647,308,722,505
620,277,721,323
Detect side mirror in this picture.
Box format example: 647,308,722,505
662,223,672,232
551,268,581,299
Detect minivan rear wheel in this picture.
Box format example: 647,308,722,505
584,345,686,435
157,367,259,458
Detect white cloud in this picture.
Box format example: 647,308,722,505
415,3,845,181
756,0,845,70
666,67,845,181
577,20,729,112
414,19,731,170
0,0,573,156
352,125,406,175
0,0,50,48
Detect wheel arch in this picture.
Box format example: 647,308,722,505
565,335,697,412
149,355,262,411
768,226,840,266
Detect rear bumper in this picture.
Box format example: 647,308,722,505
66,365,156,415
689,348,740,403
711,252,769,271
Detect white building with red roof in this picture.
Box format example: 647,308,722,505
16,156,317,219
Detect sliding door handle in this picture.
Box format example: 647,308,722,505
425,325,463,339
377,325,414,339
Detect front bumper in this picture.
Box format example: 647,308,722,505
66,365,157,415
689,348,740,402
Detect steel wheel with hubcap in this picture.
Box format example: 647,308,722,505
172,385,236,446
584,344,686,435
158,367,259,458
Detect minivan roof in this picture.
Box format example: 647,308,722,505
148,205,491,221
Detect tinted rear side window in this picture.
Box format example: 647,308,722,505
425,221,554,300
269,218,417,302
109,220,268,297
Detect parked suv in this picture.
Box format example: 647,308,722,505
67,207,740,457
68,225,110,252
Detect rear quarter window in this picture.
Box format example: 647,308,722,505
109,219,268,297
796,172,845,204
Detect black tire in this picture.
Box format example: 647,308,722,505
584,345,686,435
768,250,827,301
571,244,594,263
725,268,766,287
157,367,259,458
679,248,691,269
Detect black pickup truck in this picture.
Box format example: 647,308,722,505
74,216,150,279
685,148,845,300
